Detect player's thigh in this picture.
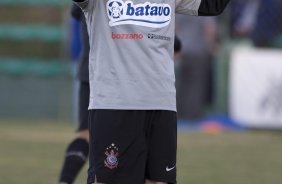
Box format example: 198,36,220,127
88,110,148,184
146,111,177,184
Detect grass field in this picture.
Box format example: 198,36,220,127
0,120,282,184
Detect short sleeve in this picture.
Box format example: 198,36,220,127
175,0,202,15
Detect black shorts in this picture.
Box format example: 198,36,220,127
88,110,177,184
77,81,90,131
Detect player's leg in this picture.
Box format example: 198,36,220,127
76,129,89,142
145,180,167,184
88,110,148,184
91,180,166,184
59,137,89,184
145,110,177,184
59,81,90,184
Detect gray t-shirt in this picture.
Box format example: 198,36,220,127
75,0,202,111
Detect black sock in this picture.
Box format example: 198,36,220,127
59,138,89,184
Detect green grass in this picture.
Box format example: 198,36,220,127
0,120,282,184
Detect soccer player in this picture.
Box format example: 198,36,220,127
59,4,90,184
59,5,181,184
73,0,230,184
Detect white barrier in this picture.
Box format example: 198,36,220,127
229,47,282,128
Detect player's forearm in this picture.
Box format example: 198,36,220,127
198,0,231,16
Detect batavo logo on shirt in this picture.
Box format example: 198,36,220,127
107,0,171,28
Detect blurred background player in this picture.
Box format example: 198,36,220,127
58,4,182,184
59,4,90,184
176,15,218,120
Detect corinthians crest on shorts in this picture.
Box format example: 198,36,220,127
104,143,119,169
